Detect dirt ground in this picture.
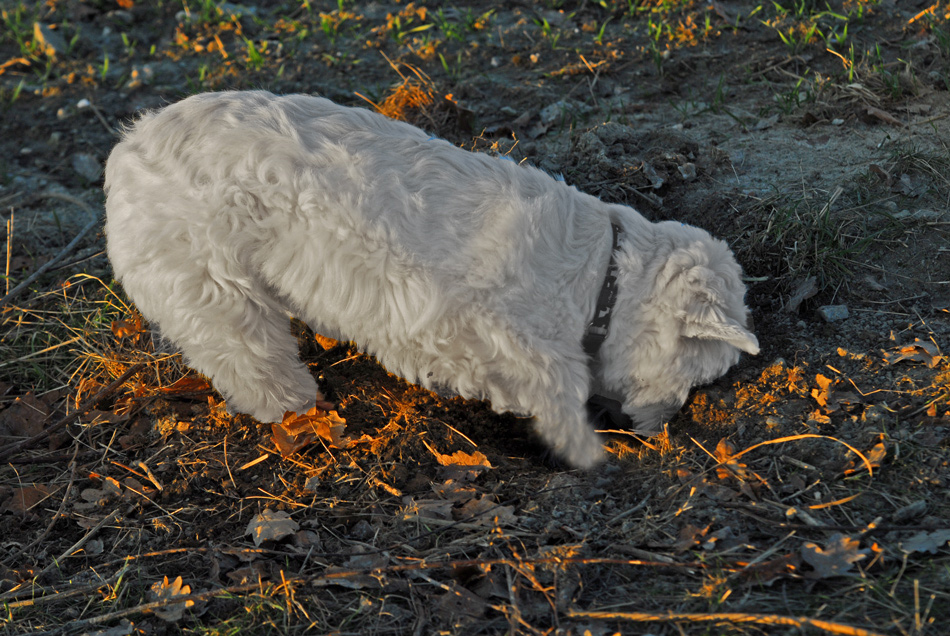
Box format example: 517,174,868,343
1,1,949,634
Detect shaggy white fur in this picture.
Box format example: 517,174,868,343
104,90,758,468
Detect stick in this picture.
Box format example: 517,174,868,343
0,362,144,462
0,192,100,309
0,509,122,602
1,446,80,567
567,609,889,636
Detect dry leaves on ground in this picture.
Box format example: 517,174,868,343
271,404,346,458
246,508,300,547
148,575,195,622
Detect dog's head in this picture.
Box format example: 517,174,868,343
600,221,759,434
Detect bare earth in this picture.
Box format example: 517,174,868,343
0,1,948,634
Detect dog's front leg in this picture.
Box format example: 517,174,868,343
526,364,604,469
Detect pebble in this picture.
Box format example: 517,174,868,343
677,162,697,181
71,153,102,181
817,304,849,322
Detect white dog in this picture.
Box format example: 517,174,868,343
104,90,758,468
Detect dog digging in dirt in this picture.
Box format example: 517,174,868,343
104,90,759,468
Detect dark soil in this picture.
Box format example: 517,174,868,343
1,1,948,634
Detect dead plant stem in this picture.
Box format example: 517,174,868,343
567,609,890,636
0,192,100,309
0,362,145,462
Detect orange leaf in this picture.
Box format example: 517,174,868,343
111,313,144,340
271,423,314,458
280,407,347,447
433,449,492,468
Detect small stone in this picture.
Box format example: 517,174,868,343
817,304,849,322
539,101,569,126
106,10,134,24
912,209,944,221
71,153,102,181
831,118,844,125
33,23,68,57
677,162,697,181
892,500,927,523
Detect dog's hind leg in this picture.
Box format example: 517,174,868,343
122,265,320,423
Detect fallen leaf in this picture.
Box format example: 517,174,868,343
431,480,477,502
901,529,950,555
313,333,339,350
435,581,489,622
843,437,886,476
272,405,347,457
454,494,518,526
83,619,135,636
800,534,869,578
246,508,299,547
282,407,347,443
0,394,49,438
714,438,752,480
674,523,710,553
148,575,194,622
111,314,144,340
426,444,492,481
812,374,835,409
3,484,52,514
883,339,942,368
401,496,454,521
811,374,861,412
226,561,273,584
701,525,749,552
271,422,314,458
739,552,801,585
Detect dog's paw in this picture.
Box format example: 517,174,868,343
557,430,605,470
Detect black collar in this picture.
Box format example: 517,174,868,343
582,223,623,358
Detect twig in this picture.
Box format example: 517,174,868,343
567,609,889,636
2,565,125,606
0,192,101,308
33,510,121,581
606,493,651,525
57,581,266,633
0,509,122,601
82,100,118,136
0,362,145,462
1,446,80,567
16,556,747,633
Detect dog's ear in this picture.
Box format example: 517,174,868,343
679,266,760,355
